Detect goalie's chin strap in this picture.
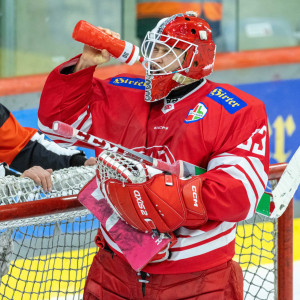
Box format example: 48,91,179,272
172,72,198,85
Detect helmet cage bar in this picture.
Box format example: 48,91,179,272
143,40,186,75
141,32,198,76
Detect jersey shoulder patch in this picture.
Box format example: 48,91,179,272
109,76,145,90
207,87,247,114
184,102,208,123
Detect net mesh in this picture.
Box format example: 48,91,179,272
235,214,277,300
0,166,97,299
0,165,289,300
235,179,279,300
0,166,96,229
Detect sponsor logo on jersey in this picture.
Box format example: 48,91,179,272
184,102,208,123
207,87,247,114
109,77,145,90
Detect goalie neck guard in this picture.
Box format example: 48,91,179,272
141,11,216,102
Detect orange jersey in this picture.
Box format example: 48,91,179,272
0,103,37,165
0,103,87,174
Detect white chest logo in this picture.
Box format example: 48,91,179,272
161,103,175,114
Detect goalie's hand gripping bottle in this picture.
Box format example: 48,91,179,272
72,20,143,65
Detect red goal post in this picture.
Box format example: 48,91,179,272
234,163,293,300
0,163,293,299
269,163,293,300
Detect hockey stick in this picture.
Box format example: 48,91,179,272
255,147,300,218
269,146,300,218
52,121,175,270
52,121,300,218
52,121,206,177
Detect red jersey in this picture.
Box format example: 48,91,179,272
38,56,269,274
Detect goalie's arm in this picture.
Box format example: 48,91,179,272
38,27,121,147
103,147,268,233
202,139,269,222
103,126,269,232
38,55,99,148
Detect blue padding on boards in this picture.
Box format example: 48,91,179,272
236,79,299,163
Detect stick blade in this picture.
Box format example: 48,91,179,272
52,121,74,139
271,146,300,218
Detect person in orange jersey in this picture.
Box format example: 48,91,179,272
0,103,96,191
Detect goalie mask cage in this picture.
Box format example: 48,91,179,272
0,164,293,300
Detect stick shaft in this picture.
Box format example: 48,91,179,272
53,121,192,176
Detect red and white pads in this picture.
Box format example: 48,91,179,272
103,173,208,233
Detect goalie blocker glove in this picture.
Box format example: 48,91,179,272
103,173,208,233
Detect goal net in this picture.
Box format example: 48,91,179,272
0,164,293,299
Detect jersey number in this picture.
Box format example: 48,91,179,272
237,125,267,156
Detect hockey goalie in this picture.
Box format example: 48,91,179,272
38,11,269,300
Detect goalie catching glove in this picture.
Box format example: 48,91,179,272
102,173,208,233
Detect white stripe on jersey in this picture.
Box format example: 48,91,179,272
248,156,268,183
208,154,267,197
72,109,88,128
79,114,93,133
71,109,93,133
38,119,52,135
223,166,257,219
208,153,267,219
38,110,92,147
169,226,236,261
175,222,236,247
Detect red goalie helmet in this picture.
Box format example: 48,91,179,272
141,11,216,102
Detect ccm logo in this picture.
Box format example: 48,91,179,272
134,190,148,216
192,186,198,207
